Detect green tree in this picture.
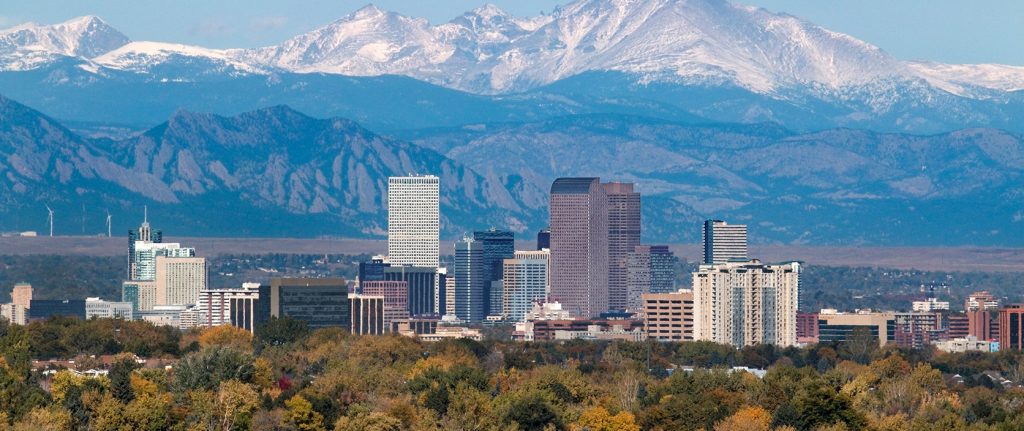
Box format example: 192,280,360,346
284,395,326,431
173,346,256,392
109,354,139,403
254,317,310,351
793,384,865,430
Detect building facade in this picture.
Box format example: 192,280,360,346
268,278,351,329
191,284,264,332
11,282,32,310
350,294,386,335
85,298,134,320
361,280,409,330
383,266,441,316
999,304,1024,351
550,177,608,318
454,237,486,323
692,260,800,347
474,229,514,316
387,175,440,268
642,290,694,342
702,220,748,264
626,245,677,311
502,249,551,322
29,299,86,321
155,256,207,306
602,182,640,312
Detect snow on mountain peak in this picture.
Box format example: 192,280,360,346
0,15,129,62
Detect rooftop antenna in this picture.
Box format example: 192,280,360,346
106,210,112,238
45,205,54,237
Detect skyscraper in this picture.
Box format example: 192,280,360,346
603,182,641,311
502,249,550,322
627,245,677,312
536,228,550,250
692,260,800,347
549,177,608,318
387,175,440,268
454,237,486,323
155,255,207,306
474,228,514,316
11,282,31,310
702,220,748,264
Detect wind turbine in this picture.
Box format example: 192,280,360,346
45,205,54,237
105,210,112,238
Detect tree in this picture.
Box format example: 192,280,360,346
254,317,310,351
109,354,139,403
173,346,256,392
713,406,771,431
218,380,259,431
839,328,878,364
10,407,71,431
573,406,640,431
335,412,403,431
200,325,255,353
284,395,326,431
500,391,562,431
793,384,866,431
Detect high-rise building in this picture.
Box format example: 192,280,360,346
85,298,134,320
132,242,196,281
190,284,264,332
692,260,800,347
474,229,514,316
626,245,677,312
358,256,390,284
602,182,641,312
967,291,1000,341
454,237,486,323
268,278,351,329
122,281,158,312
155,255,207,306
999,304,1024,350
11,282,32,310
536,229,551,250
702,220,748,264
361,280,409,331
642,290,694,341
387,175,440,268
0,303,26,325
502,250,550,322
349,294,386,335
445,275,456,316
550,177,608,318
383,266,440,316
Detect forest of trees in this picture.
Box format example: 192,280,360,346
2,316,1024,430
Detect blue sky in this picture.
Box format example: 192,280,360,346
2,0,1021,65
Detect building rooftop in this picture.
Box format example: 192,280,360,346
550,177,599,194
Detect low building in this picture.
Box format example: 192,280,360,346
554,323,646,342
189,283,264,333
269,278,350,329
642,290,693,342
0,303,27,325
29,299,86,321
912,297,950,312
139,305,190,327
350,294,386,335
413,326,483,342
85,298,134,320
817,309,895,347
797,312,820,344
934,336,999,353
522,319,645,342
999,304,1024,350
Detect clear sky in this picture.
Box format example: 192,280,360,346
2,0,1021,65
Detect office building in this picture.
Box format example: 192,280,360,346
358,256,390,284
29,299,87,321
692,260,800,347
642,290,694,342
383,266,441,316
268,278,350,329
361,280,409,330
127,209,162,280
893,312,944,349
602,182,640,312
454,237,486,323
999,304,1024,350
502,249,551,322
155,256,207,306
947,314,969,339
702,220,748,264
474,229,514,316
934,336,998,353
444,274,456,316
132,242,195,282
387,175,440,268
550,177,608,318
626,245,677,311
536,229,550,250
139,305,189,328
912,297,950,312
85,298,134,320
967,291,1000,341
122,281,158,312
350,294,386,335
191,284,264,332
11,282,32,310
817,310,895,347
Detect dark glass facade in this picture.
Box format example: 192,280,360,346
474,229,514,316
383,266,438,316
29,299,86,321
269,278,350,329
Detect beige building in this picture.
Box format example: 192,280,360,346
155,256,207,306
11,283,32,310
817,309,895,347
1,303,27,325
502,249,551,322
643,289,694,342
692,260,800,347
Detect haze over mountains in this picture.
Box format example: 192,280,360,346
0,0,1022,245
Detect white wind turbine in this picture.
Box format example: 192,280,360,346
105,210,112,237
45,205,54,237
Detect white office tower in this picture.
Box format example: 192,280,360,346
155,256,207,306
692,260,800,347
387,175,440,268
702,220,748,264
502,250,551,322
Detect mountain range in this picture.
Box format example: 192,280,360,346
0,0,1022,245
1,0,1023,134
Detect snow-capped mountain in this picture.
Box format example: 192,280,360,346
0,15,128,70
3,0,1023,97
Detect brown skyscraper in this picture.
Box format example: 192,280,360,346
602,182,640,311
550,178,608,318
